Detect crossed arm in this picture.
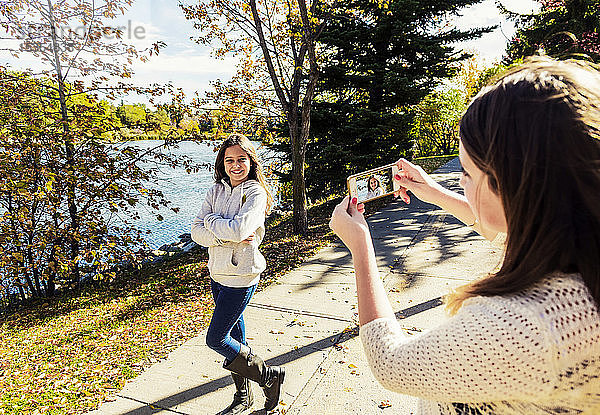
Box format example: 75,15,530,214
191,186,267,247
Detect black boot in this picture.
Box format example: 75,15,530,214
224,345,285,411
219,373,253,415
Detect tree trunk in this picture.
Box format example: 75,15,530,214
27,244,42,296
21,267,37,297
17,284,26,302
46,234,60,298
47,0,80,283
289,116,308,234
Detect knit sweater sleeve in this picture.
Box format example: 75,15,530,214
190,186,223,247
204,185,267,243
359,297,556,403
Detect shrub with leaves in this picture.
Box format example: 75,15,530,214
0,71,198,306
0,0,207,306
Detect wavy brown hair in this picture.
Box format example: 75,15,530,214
214,133,274,214
447,57,600,314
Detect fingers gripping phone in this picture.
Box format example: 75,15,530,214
347,163,401,204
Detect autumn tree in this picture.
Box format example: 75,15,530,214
409,56,495,158
157,87,191,129
147,108,170,130
181,0,328,234
502,0,600,63
0,1,193,303
117,104,148,128
410,89,465,157
1,73,138,299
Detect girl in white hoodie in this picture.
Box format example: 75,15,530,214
191,133,284,414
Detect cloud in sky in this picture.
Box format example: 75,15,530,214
124,0,542,99
451,0,541,63
1,0,541,104
127,50,238,103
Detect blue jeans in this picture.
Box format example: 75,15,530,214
206,279,257,363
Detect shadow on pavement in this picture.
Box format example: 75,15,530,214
115,297,442,415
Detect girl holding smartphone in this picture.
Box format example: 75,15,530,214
330,57,600,414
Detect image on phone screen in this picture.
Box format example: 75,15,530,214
347,163,399,203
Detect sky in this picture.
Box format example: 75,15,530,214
1,0,541,106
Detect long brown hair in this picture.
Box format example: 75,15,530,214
447,57,600,314
214,133,274,214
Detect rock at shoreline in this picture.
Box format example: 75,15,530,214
178,233,192,243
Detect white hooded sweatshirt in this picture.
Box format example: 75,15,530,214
191,179,267,287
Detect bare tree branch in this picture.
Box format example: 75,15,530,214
250,0,289,113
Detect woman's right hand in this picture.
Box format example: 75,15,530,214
393,158,445,205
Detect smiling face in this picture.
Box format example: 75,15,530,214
369,177,379,190
459,141,507,234
224,145,251,187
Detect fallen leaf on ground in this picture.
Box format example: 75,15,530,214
379,400,392,409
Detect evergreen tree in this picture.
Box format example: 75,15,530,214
300,0,493,199
503,0,600,63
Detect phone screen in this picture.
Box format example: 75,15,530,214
347,164,399,203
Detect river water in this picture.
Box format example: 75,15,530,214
127,140,281,249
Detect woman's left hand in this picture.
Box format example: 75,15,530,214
329,196,370,254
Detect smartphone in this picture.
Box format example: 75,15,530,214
347,163,400,203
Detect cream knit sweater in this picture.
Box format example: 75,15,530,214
360,273,600,414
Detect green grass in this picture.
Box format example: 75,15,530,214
0,248,215,414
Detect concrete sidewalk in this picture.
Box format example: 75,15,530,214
89,158,504,415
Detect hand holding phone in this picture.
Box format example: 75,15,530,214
329,195,370,253
347,163,401,204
